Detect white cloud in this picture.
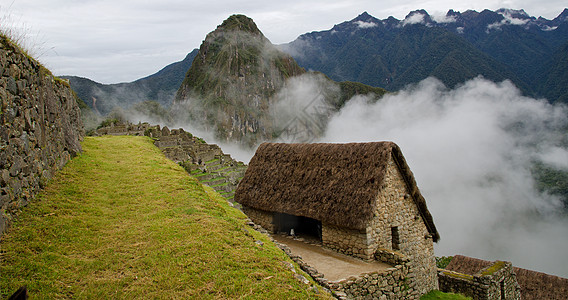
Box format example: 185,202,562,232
320,77,568,277
538,147,568,170
541,25,558,31
487,10,531,31
355,20,378,28
432,14,457,23
402,12,426,26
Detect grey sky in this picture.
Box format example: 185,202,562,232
2,0,566,83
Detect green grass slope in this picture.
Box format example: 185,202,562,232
0,136,330,299
420,290,471,300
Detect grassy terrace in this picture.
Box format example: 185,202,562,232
0,136,329,299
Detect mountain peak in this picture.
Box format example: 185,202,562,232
217,14,262,35
496,8,530,18
355,12,372,20
555,8,568,22
175,14,304,145
403,9,433,25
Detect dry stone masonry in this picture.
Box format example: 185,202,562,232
0,35,84,236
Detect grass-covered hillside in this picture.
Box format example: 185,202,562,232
0,136,330,299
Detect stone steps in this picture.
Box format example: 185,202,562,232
193,173,216,181
211,182,234,193
220,191,235,199
201,176,227,186
207,163,226,172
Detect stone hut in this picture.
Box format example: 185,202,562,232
234,142,440,295
442,255,567,300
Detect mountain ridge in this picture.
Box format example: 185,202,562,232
281,8,568,103
63,49,198,115
65,8,568,116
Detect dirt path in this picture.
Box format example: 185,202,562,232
273,235,391,282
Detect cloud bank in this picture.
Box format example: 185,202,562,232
319,77,568,277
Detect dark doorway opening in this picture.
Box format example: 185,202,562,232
273,212,322,242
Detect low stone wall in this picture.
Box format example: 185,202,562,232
322,223,373,260
95,122,149,136
439,261,521,300
278,239,420,300
327,249,420,299
0,35,84,236
329,265,416,300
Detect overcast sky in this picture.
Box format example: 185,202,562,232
1,0,566,84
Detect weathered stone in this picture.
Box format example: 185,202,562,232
294,274,310,285
0,169,9,186
9,156,23,177
6,77,17,95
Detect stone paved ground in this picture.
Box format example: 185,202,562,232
273,234,391,282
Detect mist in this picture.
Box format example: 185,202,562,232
122,72,568,277
319,77,568,277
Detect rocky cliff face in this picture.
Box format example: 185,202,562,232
174,15,305,146
0,34,84,236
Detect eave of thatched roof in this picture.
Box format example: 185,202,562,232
234,142,439,242
445,255,568,300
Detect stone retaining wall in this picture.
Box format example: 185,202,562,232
439,261,521,299
0,35,84,236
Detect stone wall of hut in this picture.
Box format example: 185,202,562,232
321,224,373,260
366,154,438,295
242,206,276,232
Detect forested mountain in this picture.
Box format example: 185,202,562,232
281,9,568,103
63,49,198,115
173,14,386,146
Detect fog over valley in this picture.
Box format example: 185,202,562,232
129,75,568,277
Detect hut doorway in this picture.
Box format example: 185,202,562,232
273,212,322,242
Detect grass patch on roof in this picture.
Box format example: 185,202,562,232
0,135,330,299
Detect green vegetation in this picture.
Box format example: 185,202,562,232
338,81,388,108
436,256,453,269
286,11,568,100
218,15,262,34
532,161,568,209
420,290,471,300
0,136,329,299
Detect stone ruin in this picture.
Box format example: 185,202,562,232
438,260,521,300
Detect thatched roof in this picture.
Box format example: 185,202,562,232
234,142,439,242
445,255,568,300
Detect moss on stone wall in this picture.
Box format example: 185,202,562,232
480,261,506,276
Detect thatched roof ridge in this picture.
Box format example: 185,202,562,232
445,255,568,300
234,142,439,241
